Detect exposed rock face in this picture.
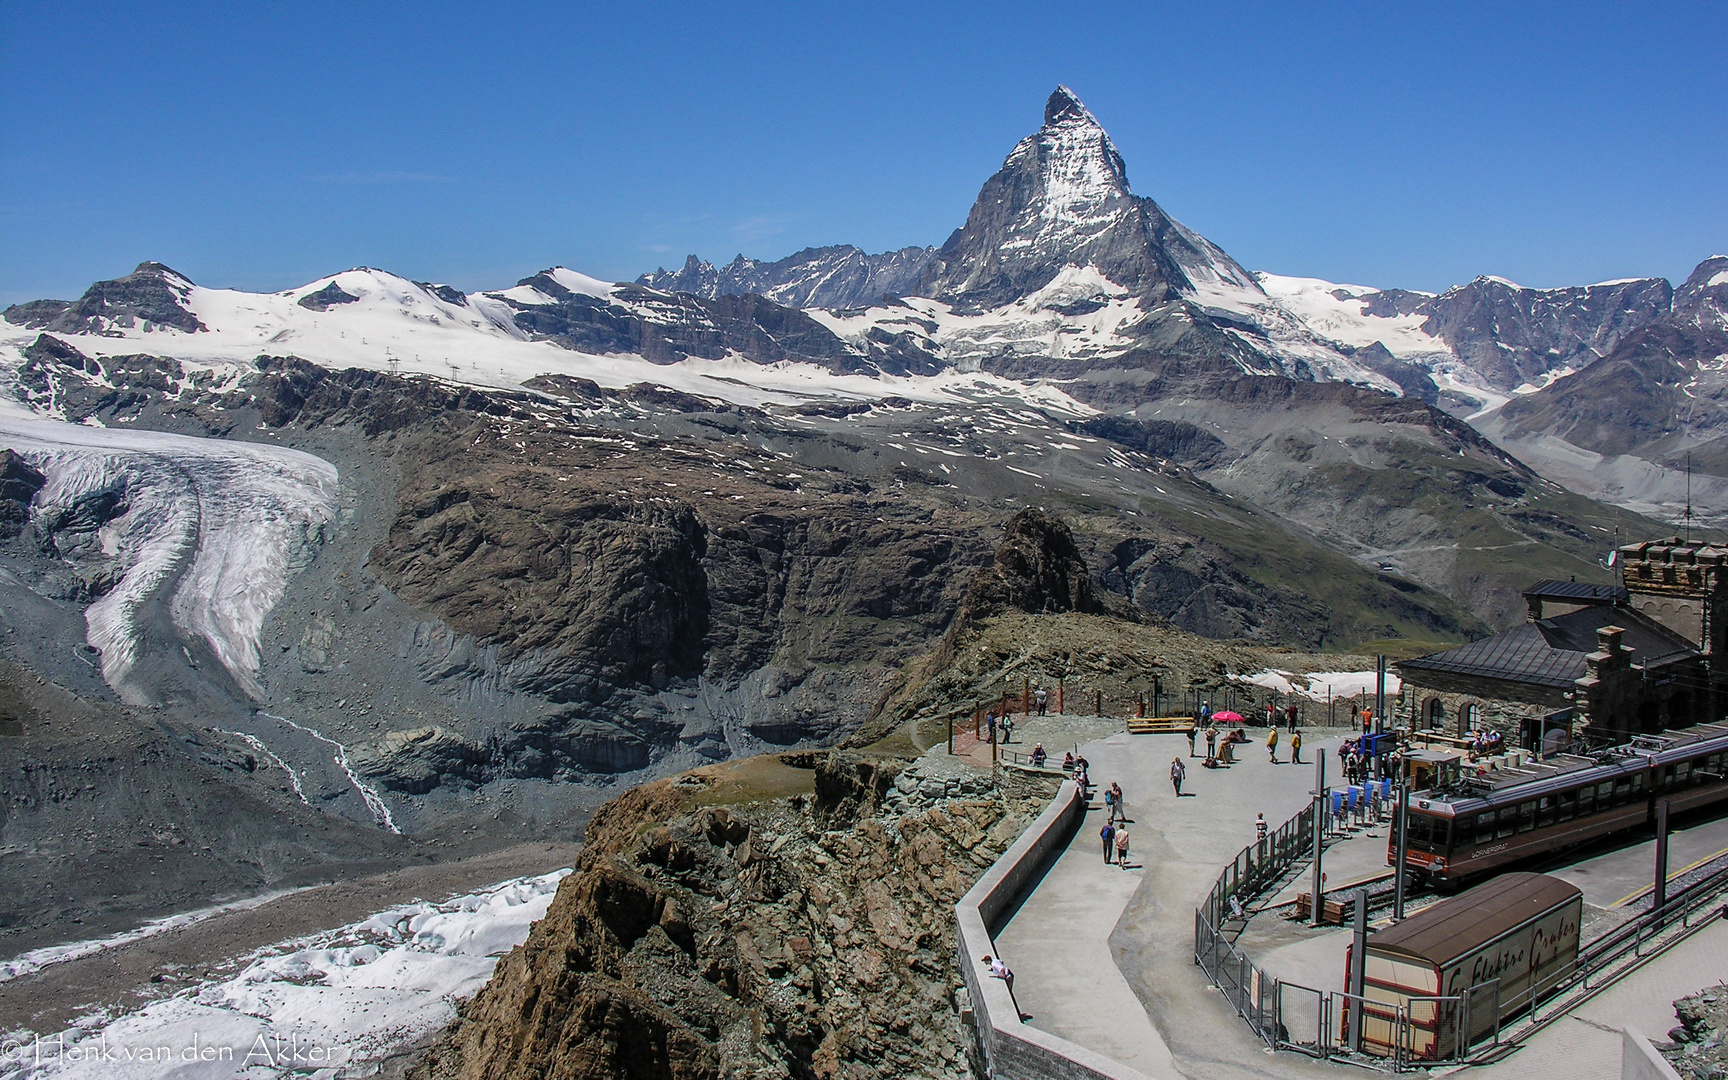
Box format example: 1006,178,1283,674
917,86,1259,312
499,273,942,377
415,752,1055,1080
957,507,1117,623
1408,275,1674,391
638,246,937,310
1498,256,1728,477
296,280,360,310
4,262,205,335
0,449,45,539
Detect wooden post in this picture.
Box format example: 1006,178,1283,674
974,703,981,737
947,714,953,756
1023,677,1030,716
1058,677,1065,714
999,691,1007,725
1096,689,1102,717
1137,693,1145,718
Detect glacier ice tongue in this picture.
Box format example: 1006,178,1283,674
0,405,337,703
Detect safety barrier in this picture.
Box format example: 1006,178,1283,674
955,779,1166,1080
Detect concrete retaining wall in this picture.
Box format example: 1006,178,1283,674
955,780,1165,1080
1622,1027,1683,1080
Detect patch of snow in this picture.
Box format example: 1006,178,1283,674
7,871,570,1080
0,889,314,984
1709,269,1728,288
1254,273,1445,358
1236,669,1401,701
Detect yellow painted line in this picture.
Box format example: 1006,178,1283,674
1610,843,1728,908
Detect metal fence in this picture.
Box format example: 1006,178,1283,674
1192,798,1493,1070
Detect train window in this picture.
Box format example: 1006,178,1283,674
1675,761,1691,785
1497,809,1518,839
1614,778,1633,805
1475,811,1496,845
1517,801,1537,833
1577,786,1594,814
1632,773,1647,795
1407,814,1432,846
1557,790,1576,821
1598,781,1616,803
1537,796,1556,828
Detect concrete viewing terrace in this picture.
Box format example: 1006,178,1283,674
954,715,1728,1080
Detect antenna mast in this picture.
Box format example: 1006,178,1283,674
1684,452,1693,545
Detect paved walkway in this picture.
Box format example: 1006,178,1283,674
999,726,1362,1080
989,723,1728,1080
993,777,1180,1078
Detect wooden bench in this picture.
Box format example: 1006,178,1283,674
1127,716,1197,735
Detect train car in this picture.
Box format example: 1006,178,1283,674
1391,722,1728,883
1356,873,1582,1059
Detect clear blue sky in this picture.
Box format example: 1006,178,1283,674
2,2,1724,305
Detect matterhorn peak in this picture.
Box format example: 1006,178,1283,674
1044,84,1100,128
916,85,1256,310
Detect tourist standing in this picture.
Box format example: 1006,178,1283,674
1034,687,1048,715
1267,726,1280,763
1205,725,1218,759
1170,756,1187,796
1186,726,1198,757
1291,729,1303,764
1101,820,1116,863
1114,824,1131,868
1110,781,1125,822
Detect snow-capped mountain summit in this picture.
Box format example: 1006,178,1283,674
917,86,1259,311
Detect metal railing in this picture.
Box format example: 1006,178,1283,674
1513,857,1728,1035
1193,795,1497,1070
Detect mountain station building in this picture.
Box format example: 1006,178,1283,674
1395,538,1726,751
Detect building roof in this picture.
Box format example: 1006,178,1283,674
1396,605,1699,689
1523,579,1627,604
1368,873,1581,968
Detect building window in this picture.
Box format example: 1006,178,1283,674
1426,698,1445,727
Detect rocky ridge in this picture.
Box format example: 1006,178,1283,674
413,751,1057,1080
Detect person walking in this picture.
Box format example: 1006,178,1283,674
1266,726,1280,764
1291,729,1303,764
1100,819,1116,863
1114,823,1131,868
1170,756,1187,796
1255,812,1268,845
1110,781,1125,822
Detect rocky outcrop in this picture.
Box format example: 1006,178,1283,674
0,449,45,540
499,274,942,377
955,508,1118,624
297,281,360,310
414,752,1055,1080
1662,982,1728,1080
4,262,205,335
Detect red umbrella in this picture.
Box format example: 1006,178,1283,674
1210,710,1245,723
